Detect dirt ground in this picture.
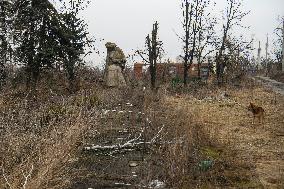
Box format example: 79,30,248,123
165,85,284,188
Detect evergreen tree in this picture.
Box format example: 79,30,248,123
0,0,14,88
13,0,60,89
57,0,93,92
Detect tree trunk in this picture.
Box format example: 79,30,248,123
183,1,190,86
0,3,8,89
282,20,284,72
216,0,233,85
197,57,201,79
66,59,76,93
149,59,156,90
148,22,158,91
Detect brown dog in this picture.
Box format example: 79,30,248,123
248,102,264,124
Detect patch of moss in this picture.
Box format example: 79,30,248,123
48,104,67,115
201,146,222,159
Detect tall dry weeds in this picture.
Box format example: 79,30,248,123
0,86,100,189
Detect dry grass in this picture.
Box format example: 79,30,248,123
157,82,284,188
0,75,283,188
0,85,100,189
0,79,145,189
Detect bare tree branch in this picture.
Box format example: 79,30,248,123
22,164,34,189
2,167,12,189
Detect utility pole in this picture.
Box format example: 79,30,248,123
257,41,261,69
265,34,269,60
265,34,269,76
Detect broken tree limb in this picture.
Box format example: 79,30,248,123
22,164,34,189
84,126,167,156
84,125,173,156
84,130,147,155
2,167,12,189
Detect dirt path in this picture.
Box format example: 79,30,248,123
166,86,284,188
253,76,284,95
70,101,165,189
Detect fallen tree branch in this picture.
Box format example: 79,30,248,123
2,167,12,189
22,164,34,189
84,125,169,156
84,130,147,155
150,124,165,143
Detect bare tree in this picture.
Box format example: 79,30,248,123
137,21,164,90
181,0,193,86
282,19,284,72
180,0,214,85
193,0,217,79
271,17,284,73
223,35,253,82
216,0,250,85
275,17,284,72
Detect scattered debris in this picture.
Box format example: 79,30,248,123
219,91,229,99
114,182,132,186
149,180,166,189
126,102,134,107
102,109,110,115
129,162,138,167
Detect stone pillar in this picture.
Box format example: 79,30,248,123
104,42,127,87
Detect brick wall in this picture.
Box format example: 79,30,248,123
134,62,210,80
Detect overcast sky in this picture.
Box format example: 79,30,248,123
78,0,284,67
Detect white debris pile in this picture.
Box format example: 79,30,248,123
114,182,132,186
126,102,133,107
149,180,166,189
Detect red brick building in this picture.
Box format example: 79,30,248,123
134,62,210,81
